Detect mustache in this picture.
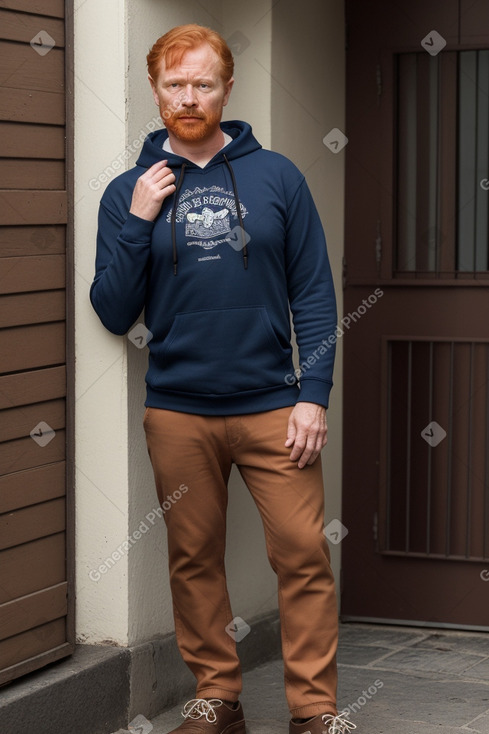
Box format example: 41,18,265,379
174,111,205,119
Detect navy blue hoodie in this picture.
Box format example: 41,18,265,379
90,121,337,415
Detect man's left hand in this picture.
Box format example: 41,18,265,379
285,402,328,469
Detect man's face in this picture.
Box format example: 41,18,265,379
150,43,234,143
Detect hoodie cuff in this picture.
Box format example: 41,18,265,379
297,378,333,409
119,212,155,244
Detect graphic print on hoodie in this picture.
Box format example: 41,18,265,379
90,121,338,415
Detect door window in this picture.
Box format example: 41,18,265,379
396,50,489,276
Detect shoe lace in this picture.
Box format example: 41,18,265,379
322,711,356,733
182,698,224,723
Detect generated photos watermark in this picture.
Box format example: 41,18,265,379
227,224,251,252
128,323,153,349
421,421,447,448
226,30,251,56
30,421,56,447
128,714,153,734
323,127,349,154
285,288,384,385
30,30,55,56
341,679,384,719
88,484,189,582
225,616,251,642
324,519,349,545
421,30,446,56
89,90,199,191
88,116,162,192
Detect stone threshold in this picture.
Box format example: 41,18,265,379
0,610,281,734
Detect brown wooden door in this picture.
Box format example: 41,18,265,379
0,0,75,683
342,0,489,628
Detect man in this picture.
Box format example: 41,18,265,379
90,24,355,734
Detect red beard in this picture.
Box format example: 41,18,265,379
164,108,222,142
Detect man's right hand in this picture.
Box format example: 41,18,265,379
129,160,176,222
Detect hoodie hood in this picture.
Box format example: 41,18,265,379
135,121,261,274
135,120,262,170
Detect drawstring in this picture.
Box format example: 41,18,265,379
171,162,187,275
170,156,248,274
223,153,248,270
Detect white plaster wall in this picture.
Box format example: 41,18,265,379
125,0,228,645
74,0,130,643
74,0,344,647
125,0,276,644
219,0,278,625
221,2,273,146
271,0,346,585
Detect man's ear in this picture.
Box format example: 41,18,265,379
148,75,159,106
222,76,234,107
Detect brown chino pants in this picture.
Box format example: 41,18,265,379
143,405,338,718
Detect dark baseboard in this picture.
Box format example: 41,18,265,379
0,609,281,734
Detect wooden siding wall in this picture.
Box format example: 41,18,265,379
0,0,74,685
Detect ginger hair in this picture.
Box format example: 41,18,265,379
147,24,234,82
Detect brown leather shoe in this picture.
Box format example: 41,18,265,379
289,710,356,734
167,698,246,733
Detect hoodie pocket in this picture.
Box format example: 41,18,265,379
153,306,291,395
